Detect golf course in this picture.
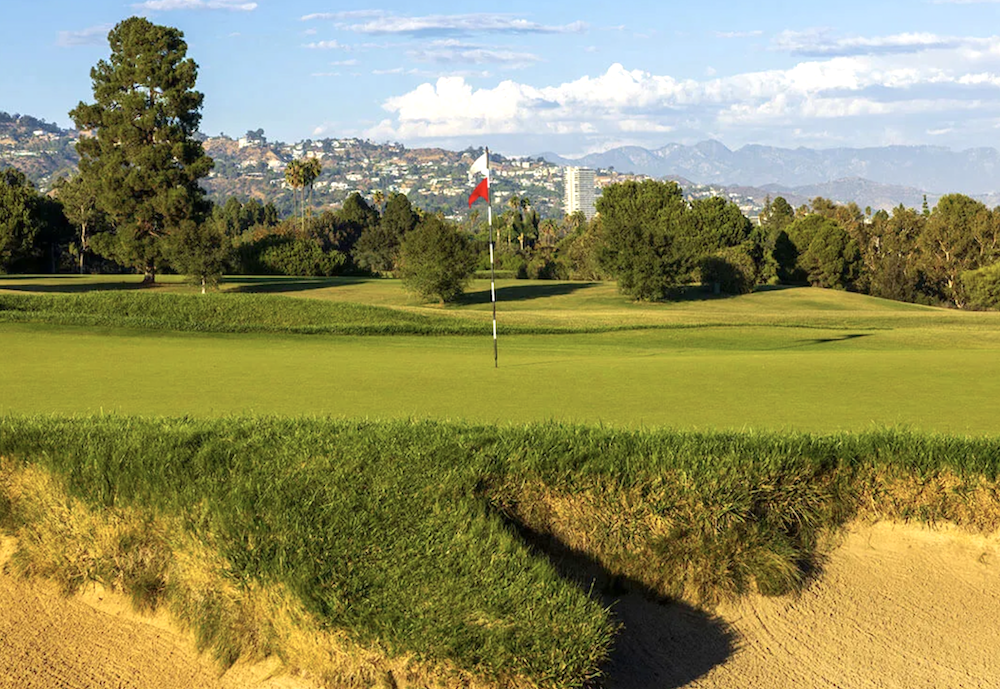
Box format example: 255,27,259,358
2,275,1000,688
3,275,1000,432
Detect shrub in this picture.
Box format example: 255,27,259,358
699,243,758,294
237,233,345,276
399,215,476,302
961,261,1000,310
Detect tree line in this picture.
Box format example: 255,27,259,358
478,181,1000,310
3,16,1000,308
0,17,478,302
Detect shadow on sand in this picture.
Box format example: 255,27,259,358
502,517,736,689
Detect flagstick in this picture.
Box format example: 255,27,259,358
486,147,498,368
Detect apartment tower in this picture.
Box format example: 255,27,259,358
563,167,597,220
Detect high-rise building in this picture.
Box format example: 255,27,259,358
564,167,597,220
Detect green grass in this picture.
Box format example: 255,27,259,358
2,417,999,686
3,276,1000,433
2,319,1000,432
3,276,1000,684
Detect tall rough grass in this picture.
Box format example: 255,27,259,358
2,417,999,687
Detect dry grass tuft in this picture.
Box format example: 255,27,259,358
858,469,1000,533
0,458,513,689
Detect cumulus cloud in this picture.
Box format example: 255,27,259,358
362,35,1000,147
57,24,112,47
134,0,257,10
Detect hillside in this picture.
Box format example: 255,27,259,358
7,109,1000,216
0,112,79,189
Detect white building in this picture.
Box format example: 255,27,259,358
564,167,597,220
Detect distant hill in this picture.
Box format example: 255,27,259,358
0,112,79,188
540,140,1000,197
4,108,999,216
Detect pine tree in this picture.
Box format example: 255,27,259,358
69,17,213,284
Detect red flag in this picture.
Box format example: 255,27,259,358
468,177,489,207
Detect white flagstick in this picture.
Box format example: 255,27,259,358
486,147,498,368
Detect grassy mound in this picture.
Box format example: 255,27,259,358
0,286,933,337
2,417,1000,687
0,292,498,336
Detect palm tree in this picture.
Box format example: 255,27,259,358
518,196,532,250
286,158,322,230
302,157,322,218
285,159,305,228
372,189,385,216
469,208,481,236
506,194,520,247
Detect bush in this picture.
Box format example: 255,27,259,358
237,233,345,276
399,215,476,302
699,243,758,295
961,261,1000,310
527,255,567,280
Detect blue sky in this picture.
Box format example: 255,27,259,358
5,1,1000,156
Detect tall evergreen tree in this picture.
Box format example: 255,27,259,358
69,17,213,284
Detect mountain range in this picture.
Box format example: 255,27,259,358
539,140,1000,200
7,109,1000,214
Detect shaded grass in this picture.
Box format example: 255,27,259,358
0,290,927,338
2,417,1000,686
0,292,497,336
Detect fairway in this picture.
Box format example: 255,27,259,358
5,275,1000,688
3,276,1000,433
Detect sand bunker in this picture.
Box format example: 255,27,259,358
3,523,1000,689
603,522,1000,689
0,538,317,689
695,522,1000,688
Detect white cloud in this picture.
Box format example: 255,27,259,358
57,24,112,47
303,40,345,50
773,29,968,57
715,30,763,39
331,59,358,66
134,0,257,10
301,10,387,21
339,12,586,36
364,37,1000,146
407,40,542,68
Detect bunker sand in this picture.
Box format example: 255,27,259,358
671,522,1000,689
3,524,1000,689
0,539,318,689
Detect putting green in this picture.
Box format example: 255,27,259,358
3,321,999,433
